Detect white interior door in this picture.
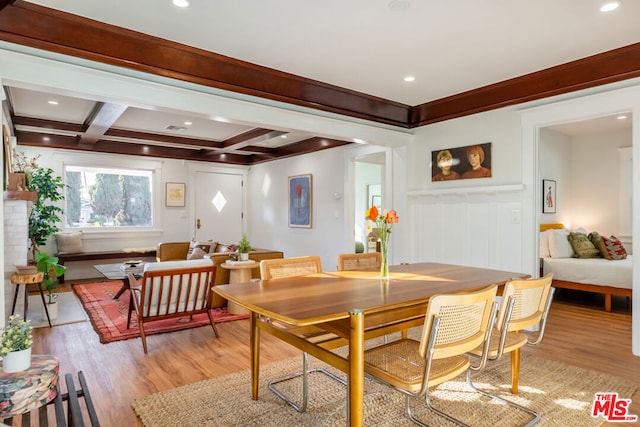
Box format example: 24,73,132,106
194,171,243,244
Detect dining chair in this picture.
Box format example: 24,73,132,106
337,252,381,271
259,256,346,412
467,274,554,420
363,285,499,426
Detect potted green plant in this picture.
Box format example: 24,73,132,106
1,315,33,373
27,167,66,260
35,251,67,320
238,234,251,261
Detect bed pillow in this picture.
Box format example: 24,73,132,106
539,229,552,258
548,229,574,258
590,233,627,260
567,232,601,259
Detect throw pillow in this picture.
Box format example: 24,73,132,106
567,232,601,259
54,231,84,254
591,233,628,260
548,229,574,258
189,240,217,255
187,247,207,260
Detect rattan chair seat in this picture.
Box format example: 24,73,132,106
364,338,470,393
470,328,528,357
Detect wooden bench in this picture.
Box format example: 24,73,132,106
56,249,156,283
2,371,100,426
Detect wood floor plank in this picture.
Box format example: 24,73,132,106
26,293,640,427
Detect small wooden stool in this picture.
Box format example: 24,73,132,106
10,272,51,327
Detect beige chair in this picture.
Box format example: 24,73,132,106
337,252,382,271
466,274,555,424
127,259,219,353
259,256,345,412
363,285,499,426
156,242,190,262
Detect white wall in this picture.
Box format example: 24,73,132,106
406,107,529,273
247,146,350,272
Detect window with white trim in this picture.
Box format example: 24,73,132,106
64,165,154,228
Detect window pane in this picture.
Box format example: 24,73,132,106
65,166,153,228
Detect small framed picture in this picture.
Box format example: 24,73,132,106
288,174,312,228
166,182,186,207
542,179,556,214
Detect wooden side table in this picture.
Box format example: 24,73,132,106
0,354,59,419
10,272,52,327
220,261,257,315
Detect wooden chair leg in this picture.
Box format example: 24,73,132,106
511,348,521,394
139,320,148,354
207,309,220,338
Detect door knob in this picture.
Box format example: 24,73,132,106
196,218,201,229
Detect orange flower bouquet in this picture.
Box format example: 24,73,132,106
365,206,399,280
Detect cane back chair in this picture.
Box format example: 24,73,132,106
363,285,499,426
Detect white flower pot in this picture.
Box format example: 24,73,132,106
2,347,32,373
239,252,249,261
44,301,58,321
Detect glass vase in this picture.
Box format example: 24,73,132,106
380,238,390,282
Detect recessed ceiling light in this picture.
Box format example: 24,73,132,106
47,100,58,105
388,0,411,10
617,115,628,120
173,0,190,8
353,138,367,144
43,136,50,141
184,121,192,126
600,1,621,12
280,134,288,139
403,76,415,82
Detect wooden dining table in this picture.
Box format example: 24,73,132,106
213,262,528,426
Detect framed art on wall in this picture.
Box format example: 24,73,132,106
166,182,186,207
431,142,492,181
542,179,556,214
288,174,312,228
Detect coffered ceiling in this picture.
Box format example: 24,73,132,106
0,0,639,165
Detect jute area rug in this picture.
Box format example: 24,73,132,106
132,352,637,426
72,281,248,344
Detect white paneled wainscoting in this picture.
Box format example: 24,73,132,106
407,185,526,273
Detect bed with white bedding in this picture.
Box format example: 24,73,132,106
540,224,632,312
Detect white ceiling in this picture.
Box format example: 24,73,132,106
26,0,640,106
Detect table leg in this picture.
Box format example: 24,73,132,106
348,310,364,427
511,347,521,394
113,278,129,299
10,284,20,316
250,312,260,400
36,283,52,327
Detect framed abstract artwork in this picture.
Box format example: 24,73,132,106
288,174,312,228
542,179,556,214
165,182,186,207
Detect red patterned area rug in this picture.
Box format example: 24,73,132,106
72,281,248,344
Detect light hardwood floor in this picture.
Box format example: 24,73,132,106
22,290,640,426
